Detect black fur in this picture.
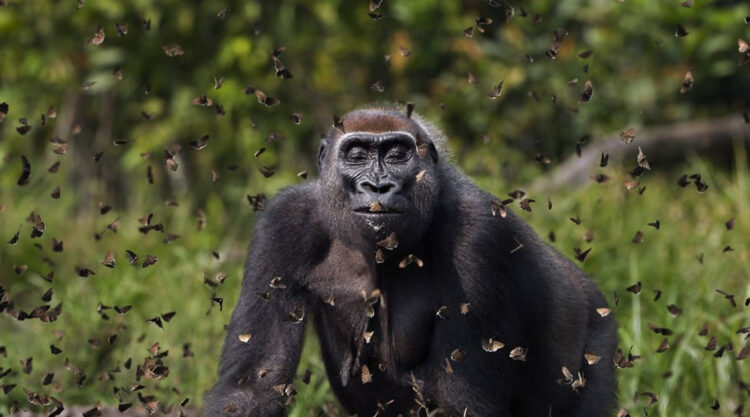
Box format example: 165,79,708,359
205,108,617,417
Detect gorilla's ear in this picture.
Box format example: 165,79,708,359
417,135,439,163
317,139,328,172
426,142,439,163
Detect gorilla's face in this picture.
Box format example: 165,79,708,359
338,131,421,229
319,110,440,255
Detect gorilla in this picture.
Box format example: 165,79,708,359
205,106,617,417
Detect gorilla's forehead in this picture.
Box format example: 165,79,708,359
333,109,424,142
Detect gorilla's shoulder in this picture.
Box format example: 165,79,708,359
254,182,325,240
436,168,541,252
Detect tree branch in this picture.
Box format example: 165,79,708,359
532,115,750,191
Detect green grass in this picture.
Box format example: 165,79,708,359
1,148,748,416
521,149,750,416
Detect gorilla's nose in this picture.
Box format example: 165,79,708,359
357,180,398,197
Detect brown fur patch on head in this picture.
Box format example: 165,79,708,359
321,105,450,167
335,108,426,142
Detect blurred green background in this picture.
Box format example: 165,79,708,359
0,0,748,416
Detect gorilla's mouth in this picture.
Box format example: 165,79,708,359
352,207,402,215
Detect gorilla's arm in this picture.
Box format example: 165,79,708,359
435,171,616,414
205,187,321,417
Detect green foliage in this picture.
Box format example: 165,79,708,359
0,0,748,416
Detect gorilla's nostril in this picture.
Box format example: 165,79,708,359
360,182,377,193
378,183,394,194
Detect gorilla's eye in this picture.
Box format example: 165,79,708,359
384,145,412,163
345,146,370,164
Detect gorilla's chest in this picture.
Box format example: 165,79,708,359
309,241,441,372
377,268,438,369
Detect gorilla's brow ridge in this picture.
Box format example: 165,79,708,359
334,131,417,151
